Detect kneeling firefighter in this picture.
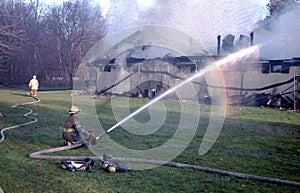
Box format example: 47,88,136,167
62,106,96,146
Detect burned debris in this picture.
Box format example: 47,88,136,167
82,29,300,111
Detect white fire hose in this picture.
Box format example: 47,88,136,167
0,96,40,143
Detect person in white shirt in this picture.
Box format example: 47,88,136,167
28,75,39,97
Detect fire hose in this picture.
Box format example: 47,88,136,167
0,96,40,143
1,95,300,188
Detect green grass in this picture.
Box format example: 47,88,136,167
0,88,300,193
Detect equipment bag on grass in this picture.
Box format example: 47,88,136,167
102,153,132,173
61,157,95,172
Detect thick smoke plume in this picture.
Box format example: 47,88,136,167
104,0,269,55
255,5,300,59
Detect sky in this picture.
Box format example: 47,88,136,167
40,0,109,10
41,0,149,17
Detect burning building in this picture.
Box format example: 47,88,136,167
75,25,300,110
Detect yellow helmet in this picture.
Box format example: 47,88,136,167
69,106,80,114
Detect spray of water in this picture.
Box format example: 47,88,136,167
97,45,260,139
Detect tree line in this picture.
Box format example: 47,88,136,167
0,0,106,88
267,0,295,15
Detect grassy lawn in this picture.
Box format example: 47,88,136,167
0,88,299,193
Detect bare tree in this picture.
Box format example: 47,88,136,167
0,0,28,85
45,0,105,87
267,0,297,16
0,0,106,87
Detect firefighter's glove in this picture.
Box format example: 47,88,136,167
83,133,97,147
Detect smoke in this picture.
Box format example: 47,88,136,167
254,5,300,59
104,0,269,55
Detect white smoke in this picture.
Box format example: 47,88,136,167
255,5,300,59
104,0,269,54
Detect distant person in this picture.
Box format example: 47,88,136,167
28,75,39,97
